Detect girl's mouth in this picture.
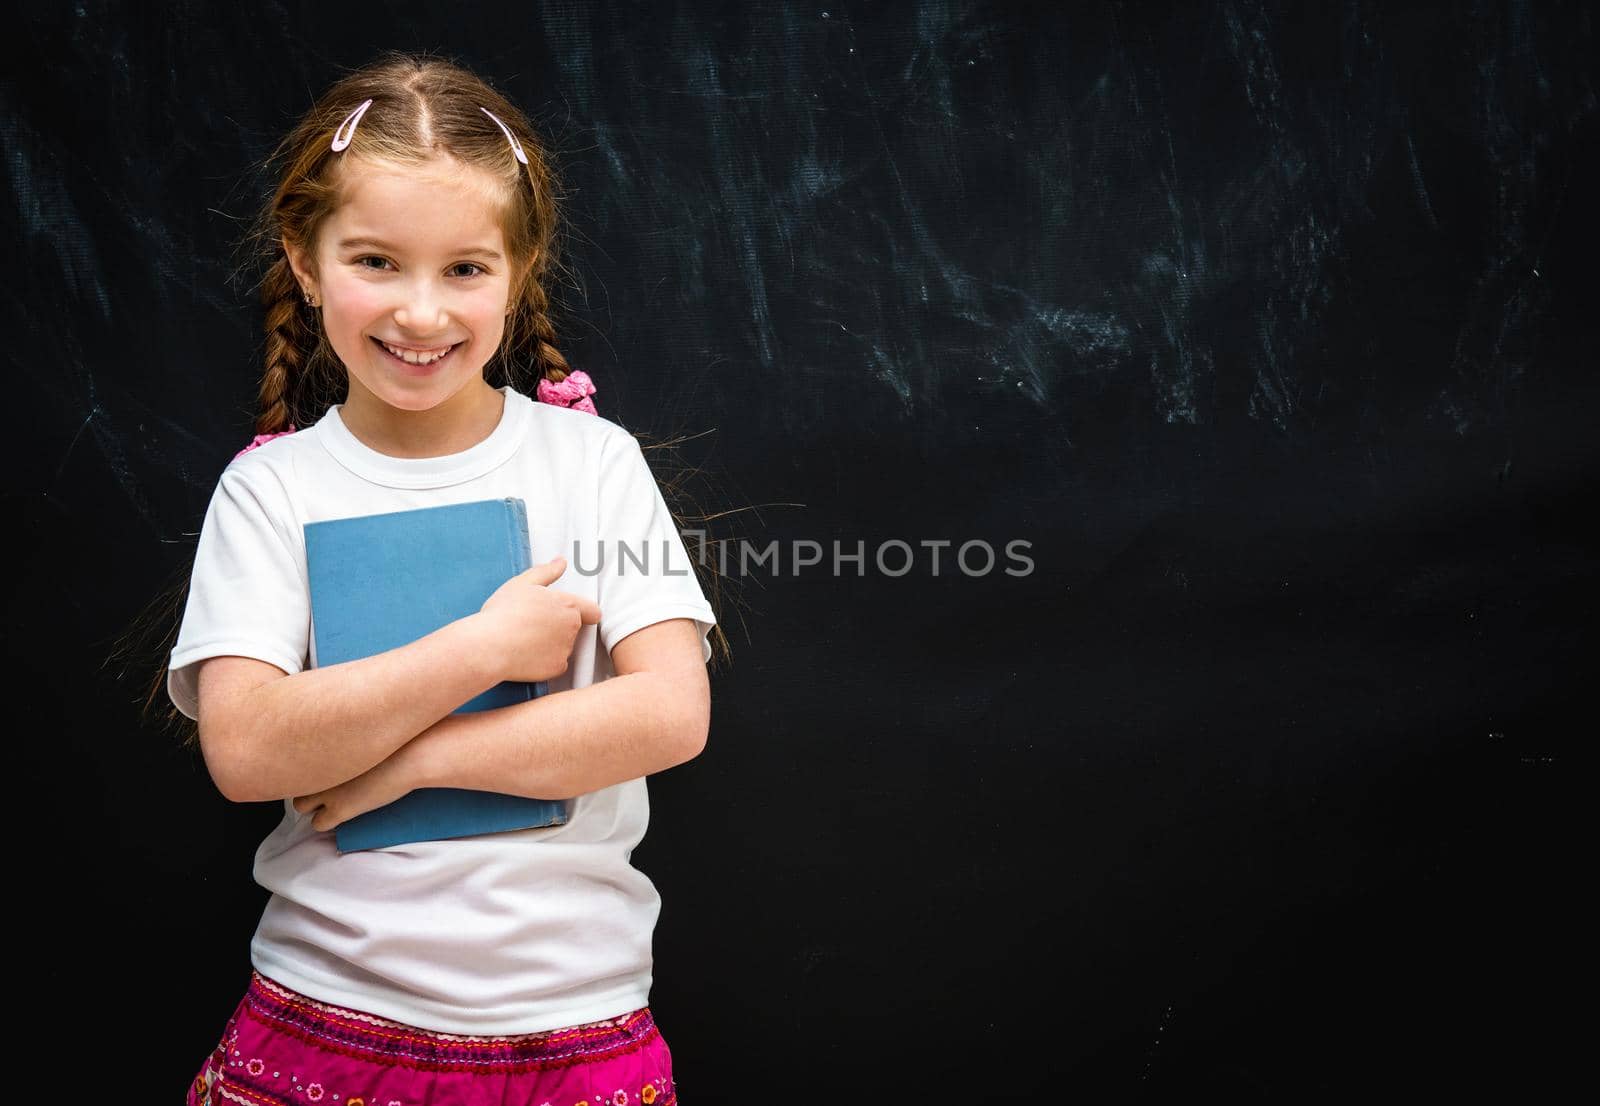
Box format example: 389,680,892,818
372,336,462,374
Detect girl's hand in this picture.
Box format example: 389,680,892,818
477,555,602,684
292,738,424,833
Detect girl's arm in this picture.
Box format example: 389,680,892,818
198,613,503,804
412,617,710,799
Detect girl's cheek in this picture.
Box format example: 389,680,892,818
330,283,390,317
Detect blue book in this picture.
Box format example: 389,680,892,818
303,497,568,852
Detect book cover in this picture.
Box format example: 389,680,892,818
302,497,568,852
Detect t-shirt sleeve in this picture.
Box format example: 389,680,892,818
594,429,718,663
166,465,310,720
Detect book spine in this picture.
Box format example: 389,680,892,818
506,497,531,573
503,498,546,701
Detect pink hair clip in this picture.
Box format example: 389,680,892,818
331,99,373,152
536,371,598,415
234,426,297,461
480,107,529,165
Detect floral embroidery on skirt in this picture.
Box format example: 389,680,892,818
184,971,675,1106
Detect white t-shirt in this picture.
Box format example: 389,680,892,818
167,384,717,1034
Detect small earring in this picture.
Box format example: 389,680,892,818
304,291,318,307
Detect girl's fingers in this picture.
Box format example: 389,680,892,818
568,595,602,624
521,556,567,588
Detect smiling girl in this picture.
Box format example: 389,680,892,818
163,53,721,1106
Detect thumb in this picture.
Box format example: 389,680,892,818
521,555,568,588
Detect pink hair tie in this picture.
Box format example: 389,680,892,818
233,426,297,461
536,370,599,415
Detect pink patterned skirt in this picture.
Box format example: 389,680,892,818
185,970,677,1106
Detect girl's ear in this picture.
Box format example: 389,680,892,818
508,254,536,307
282,237,316,296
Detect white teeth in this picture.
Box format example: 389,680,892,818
381,340,453,364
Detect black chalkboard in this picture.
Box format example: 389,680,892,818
6,1,1589,1097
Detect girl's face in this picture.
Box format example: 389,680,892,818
287,157,516,431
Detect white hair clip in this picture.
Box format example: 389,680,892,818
331,98,373,152
329,99,527,166
480,107,529,165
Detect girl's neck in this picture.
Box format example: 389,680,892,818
338,379,506,460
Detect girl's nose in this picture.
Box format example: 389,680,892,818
392,288,449,333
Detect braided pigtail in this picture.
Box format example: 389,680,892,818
255,255,313,434
524,283,574,386
495,120,583,400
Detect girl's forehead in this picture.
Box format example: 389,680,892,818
328,157,508,248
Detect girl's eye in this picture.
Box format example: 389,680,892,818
353,257,488,279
